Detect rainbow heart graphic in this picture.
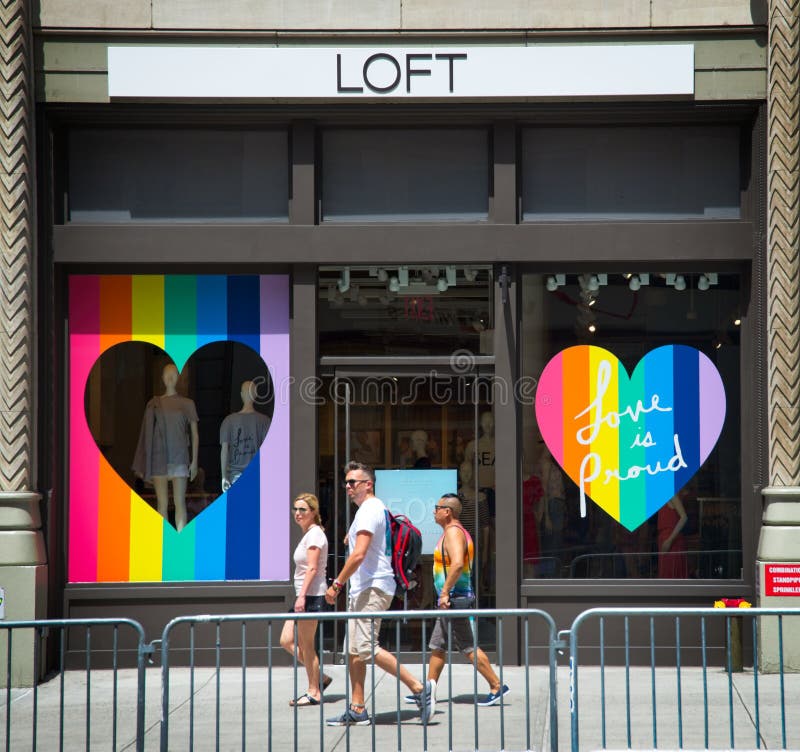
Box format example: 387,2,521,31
534,345,726,531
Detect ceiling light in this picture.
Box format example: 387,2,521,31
445,265,457,287
337,267,350,294
674,275,686,291
588,323,597,333
464,267,479,282
734,317,741,326
698,272,718,292
546,273,566,292
629,275,641,292
388,276,400,293
436,276,449,292
377,268,388,282
588,275,600,292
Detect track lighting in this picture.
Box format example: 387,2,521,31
436,276,449,292
337,267,350,294
666,273,687,291
388,276,400,293
546,274,566,292
698,273,718,292
628,273,649,291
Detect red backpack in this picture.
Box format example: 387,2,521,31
384,510,423,596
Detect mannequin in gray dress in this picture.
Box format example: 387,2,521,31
220,380,271,492
133,363,199,531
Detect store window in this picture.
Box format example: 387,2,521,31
522,272,742,580
68,274,290,583
68,129,289,222
521,126,741,221
318,265,494,356
321,128,490,222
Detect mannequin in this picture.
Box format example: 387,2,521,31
534,440,565,577
220,380,272,492
410,429,432,469
132,363,199,531
464,410,496,513
458,460,490,586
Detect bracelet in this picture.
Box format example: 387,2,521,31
332,579,344,592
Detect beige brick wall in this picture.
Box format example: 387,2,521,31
35,0,766,31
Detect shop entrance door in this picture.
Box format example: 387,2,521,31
319,367,497,658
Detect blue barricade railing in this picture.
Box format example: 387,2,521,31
158,608,559,752
1,618,149,752
568,607,800,752
3,607,799,750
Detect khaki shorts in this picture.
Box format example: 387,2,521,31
347,587,393,659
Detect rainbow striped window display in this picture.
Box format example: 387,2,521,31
68,275,290,583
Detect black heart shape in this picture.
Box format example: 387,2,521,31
84,341,274,530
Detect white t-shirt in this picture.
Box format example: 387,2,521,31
347,496,396,598
293,525,328,596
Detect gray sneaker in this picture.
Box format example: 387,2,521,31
414,679,436,723
325,706,371,726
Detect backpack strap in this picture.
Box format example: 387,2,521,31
441,523,472,582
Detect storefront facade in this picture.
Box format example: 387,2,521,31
3,0,799,668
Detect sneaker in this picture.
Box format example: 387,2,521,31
325,706,371,726
405,681,437,705
414,679,436,723
477,684,510,706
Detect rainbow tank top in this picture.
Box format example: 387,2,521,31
433,524,475,597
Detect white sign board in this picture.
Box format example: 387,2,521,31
108,45,694,100
376,469,457,555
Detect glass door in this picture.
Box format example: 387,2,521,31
318,368,496,656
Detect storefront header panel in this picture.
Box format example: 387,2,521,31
108,44,694,99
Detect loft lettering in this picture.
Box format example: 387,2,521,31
336,52,467,95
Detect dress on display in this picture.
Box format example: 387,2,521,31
132,394,198,481
657,503,688,578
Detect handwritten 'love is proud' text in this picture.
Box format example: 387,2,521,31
573,359,687,517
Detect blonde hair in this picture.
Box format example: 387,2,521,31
294,493,322,527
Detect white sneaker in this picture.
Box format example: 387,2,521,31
405,678,437,705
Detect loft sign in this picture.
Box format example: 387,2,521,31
108,45,695,99
336,52,467,94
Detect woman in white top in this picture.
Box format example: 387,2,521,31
280,493,330,706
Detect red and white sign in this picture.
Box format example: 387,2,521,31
765,563,800,596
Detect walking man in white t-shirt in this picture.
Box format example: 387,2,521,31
324,461,434,726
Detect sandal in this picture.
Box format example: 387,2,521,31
322,674,333,691
289,693,320,707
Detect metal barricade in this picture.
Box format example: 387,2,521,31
568,607,800,751
1,618,149,752
159,608,559,752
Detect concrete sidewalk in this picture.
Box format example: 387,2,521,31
2,662,798,750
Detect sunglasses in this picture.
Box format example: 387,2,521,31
343,479,369,488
